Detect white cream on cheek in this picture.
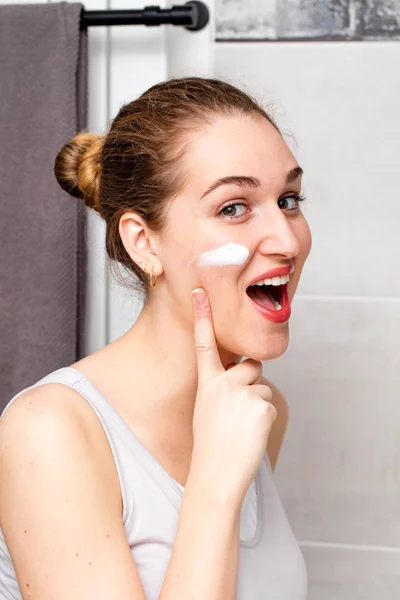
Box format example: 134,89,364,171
188,242,250,267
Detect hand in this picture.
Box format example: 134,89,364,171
187,287,277,508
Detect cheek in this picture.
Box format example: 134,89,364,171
297,218,312,262
187,242,250,268
185,243,250,294
189,263,241,291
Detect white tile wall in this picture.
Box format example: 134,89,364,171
302,543,400,600
263,297,400,543
215,41,400,298
215,40,400,598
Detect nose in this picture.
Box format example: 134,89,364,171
256,207,301,259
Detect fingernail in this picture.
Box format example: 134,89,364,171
192,288,207,307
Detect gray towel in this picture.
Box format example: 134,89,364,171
0,2,88,410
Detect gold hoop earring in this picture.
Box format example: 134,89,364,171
149,265,157,288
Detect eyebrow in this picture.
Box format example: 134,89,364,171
200,166,304,200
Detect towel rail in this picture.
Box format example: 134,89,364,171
80,1,209,31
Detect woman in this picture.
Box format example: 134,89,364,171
0,77,312,600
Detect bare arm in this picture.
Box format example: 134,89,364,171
160,473,242,600
0,384,243,600
161,378,291,600
0,385,147,600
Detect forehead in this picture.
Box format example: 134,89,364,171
182,114,296,188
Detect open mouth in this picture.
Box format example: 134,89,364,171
246,281,286,311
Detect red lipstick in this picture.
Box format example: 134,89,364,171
246,265,294,324
247,284,291,323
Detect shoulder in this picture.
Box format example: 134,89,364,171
1,381,116,446
260,376,289,472
0,383,100,460
0,385,144,599
0,383,121,524
1,383,90,435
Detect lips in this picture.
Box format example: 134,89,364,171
247,283,291,323
245,265,293,324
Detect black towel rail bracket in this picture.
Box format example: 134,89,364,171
80,1,209,31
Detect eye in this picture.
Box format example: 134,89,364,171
278,193,306,211
218,201,248,220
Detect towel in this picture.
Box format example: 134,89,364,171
0,2,88,411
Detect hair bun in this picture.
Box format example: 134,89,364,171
54,132,105,212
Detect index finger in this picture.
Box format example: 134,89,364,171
192,288,224,384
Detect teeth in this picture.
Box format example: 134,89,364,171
251,274,290,287
271,298,282,311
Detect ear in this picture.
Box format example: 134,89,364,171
118,211,163,278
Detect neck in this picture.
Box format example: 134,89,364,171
107,291,240,428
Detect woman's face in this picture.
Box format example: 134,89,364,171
158,114,312,362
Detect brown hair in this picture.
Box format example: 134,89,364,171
54,76,280,302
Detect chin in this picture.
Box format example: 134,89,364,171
247,342,289,362
230,329,290,363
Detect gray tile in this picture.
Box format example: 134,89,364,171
216,0,277,39
363,0,400,37
215,0,357,40
302,544,400,599
215,0,400,39
277,0,353,39
262,298,400,547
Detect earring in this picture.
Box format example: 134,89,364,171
149,265,157,288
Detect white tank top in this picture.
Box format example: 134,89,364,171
0,367,308,599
